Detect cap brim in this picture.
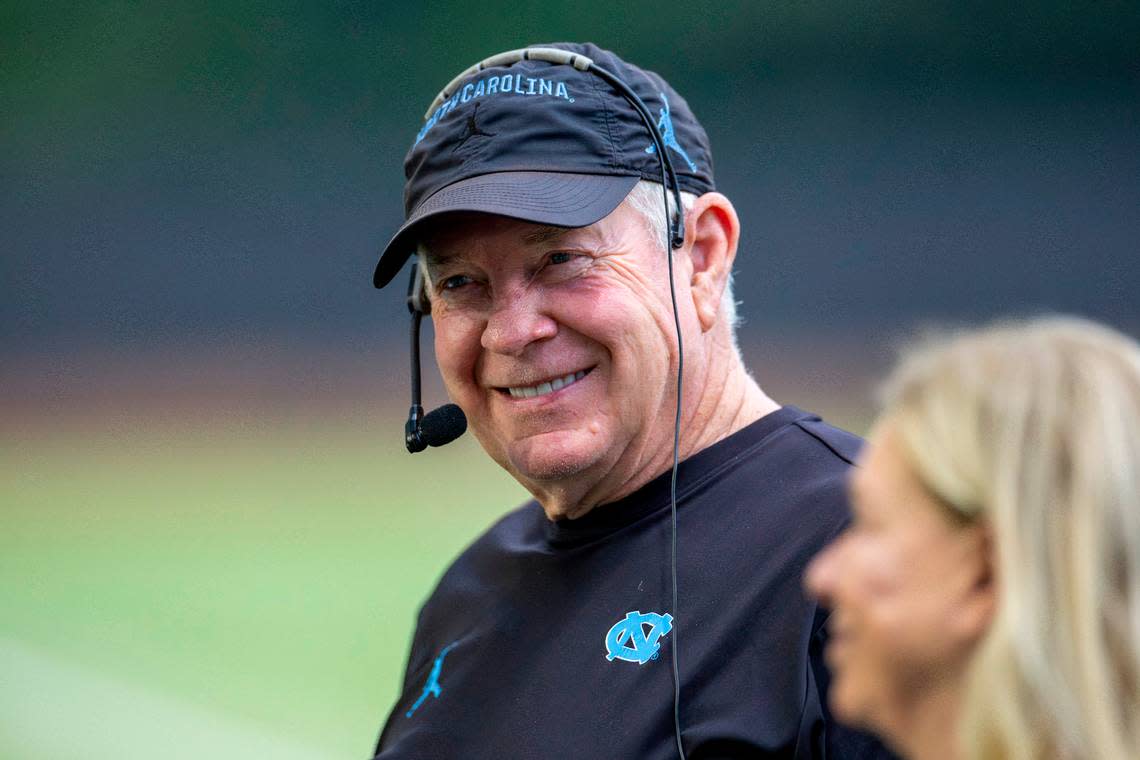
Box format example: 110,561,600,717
373,171,639,288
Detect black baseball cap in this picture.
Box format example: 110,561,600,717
372,42,716,288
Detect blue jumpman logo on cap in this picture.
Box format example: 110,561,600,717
645,92,697,172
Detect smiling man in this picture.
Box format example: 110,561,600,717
370,43,893,759
416,198,771,521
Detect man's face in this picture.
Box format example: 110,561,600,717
420,200,687,505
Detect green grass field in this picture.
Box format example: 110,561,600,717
1,414,527,758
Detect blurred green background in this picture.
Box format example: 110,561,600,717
2,2,1137,758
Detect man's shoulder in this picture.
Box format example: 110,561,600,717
699,407,863,546
699,404,861,476
781,412,863,528
763,408,862,495
787,413,863,466
718,407,862,494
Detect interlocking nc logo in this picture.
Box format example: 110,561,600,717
605,610,673,665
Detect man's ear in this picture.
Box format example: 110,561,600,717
685,192,740,332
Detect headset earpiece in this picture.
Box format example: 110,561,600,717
406,261,431,316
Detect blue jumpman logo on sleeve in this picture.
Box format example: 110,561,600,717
405,641,458,718
644,92,698,172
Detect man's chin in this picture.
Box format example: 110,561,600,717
506,431,606,484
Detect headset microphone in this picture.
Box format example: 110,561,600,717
405,261,467,453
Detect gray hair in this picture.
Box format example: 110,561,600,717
881,316,1140,760
622,180,742,332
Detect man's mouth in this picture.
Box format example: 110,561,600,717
501,368,592,399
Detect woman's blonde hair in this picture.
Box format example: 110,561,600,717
879,316,1140,760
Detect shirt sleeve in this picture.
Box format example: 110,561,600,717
372,604,431,757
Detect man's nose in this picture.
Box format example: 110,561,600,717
481,289,557,355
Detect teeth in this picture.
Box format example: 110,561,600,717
508,370,587,399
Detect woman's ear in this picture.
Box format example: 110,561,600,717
953,520,997,644
684,192,740,332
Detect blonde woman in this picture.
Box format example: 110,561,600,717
805,317,1140,760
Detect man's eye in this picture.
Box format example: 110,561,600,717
547,251,590,270
539,252,589,283
441,274,473,290
548,252,574,265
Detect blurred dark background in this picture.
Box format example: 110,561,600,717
1,3,1138,757
4,1,1137,406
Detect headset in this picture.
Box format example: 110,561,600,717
403,263,468,453
401,47,690,759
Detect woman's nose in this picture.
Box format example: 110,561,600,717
804,541,841,606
